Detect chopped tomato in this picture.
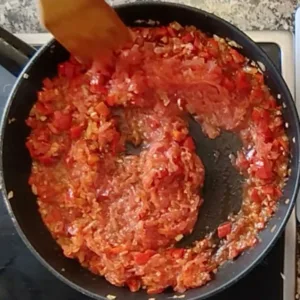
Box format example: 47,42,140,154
250,87,264,104
95,102,110,117
253,158,273,180
273,116,283,128
26,117,38,129
110,131,121,154
217,222,232,238
229,48,244,64
127,278,141,292
183,137,195,151
35,102,53,116
167,26,176,37
181,33,194,43
254,72,264,85
105,95,116,106
38,154,56,165
65,155,74,167
252,108,273,142
251,107,270,123
36,130,50,142
268,140,281,160
48,123,59,134
38,89,57,103
108,246,126,254
261,185,282,198
235,152,249,170
172,130,186,142
87,153,100,166
134,250,156,265
147,117,160,129
58,62,76,79
53,111,72,131
235,70,251,93
58,63,65,77
168,248,185,259
259,125,273,143
26,140,50,157
155,27,168,38
264,97,277,109
147,288,164,295
43,77,54,89
193,34,202,49
207,39,219,57
248,187,262,203
90,73,107,94
156,168,169,179
45,208,62,223
222,53,233,65
70,125,84,139
222,77,235,92
277,136,289,152
199,51,210,59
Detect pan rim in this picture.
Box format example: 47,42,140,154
0,1,299,300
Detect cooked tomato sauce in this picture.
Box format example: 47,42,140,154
26,22,289,294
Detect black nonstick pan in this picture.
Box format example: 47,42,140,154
0,2,299,300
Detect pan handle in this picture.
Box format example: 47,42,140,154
0,27,36,77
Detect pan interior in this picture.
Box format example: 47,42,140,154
178,118,243,247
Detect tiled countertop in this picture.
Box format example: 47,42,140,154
0,0,298,33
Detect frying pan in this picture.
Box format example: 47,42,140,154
0,2,299,300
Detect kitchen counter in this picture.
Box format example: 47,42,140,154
0,0,298,33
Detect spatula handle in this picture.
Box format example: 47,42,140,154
38,0,131,60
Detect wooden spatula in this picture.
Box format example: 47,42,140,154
38,0,131,61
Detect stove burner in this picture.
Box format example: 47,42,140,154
0,267,36,300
